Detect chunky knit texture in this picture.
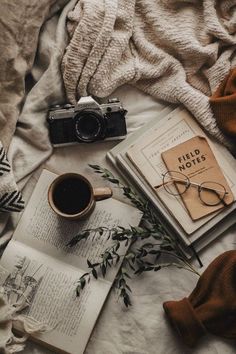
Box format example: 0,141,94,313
210,68,236,137
62,0,236,147
163,250,236,347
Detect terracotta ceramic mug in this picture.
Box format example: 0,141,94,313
48,173,112,220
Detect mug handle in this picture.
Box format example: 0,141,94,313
93,187,113,201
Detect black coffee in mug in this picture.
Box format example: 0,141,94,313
52,177,91,215
48,172,112,220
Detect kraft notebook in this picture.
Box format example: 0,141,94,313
161,136,234,220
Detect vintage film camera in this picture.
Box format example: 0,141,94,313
47,97,127,146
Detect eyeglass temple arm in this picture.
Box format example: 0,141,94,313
154,175,228,196
191,181,228,195
154,176,188,189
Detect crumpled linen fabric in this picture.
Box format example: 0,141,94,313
62,0,236,148
0,288,49,354
0,0,58,150
0,0,76,245
0,0,57,218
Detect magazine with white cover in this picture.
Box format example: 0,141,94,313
0,169,142,354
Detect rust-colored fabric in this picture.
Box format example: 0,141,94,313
163,250,236,347
210,69,236,137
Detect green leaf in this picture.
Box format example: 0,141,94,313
87,260,93,268
67,238,77,247
144,266,154,271
155,252,161,261
125,239,129,247
119,279,126,288
94,170,103,174
120,288,126,297
82,230,90,237
80,277,86,289
138,249,147,257
127,262,135,271
92,268,98,279
107,260,112,268
142,243,154,249
98,228,104,236
154,266,161,271
133,226,146,234
144,261,153,266
125,252,135,259
102,173,110,178
88,164,101,170
161,244,174,251
103,252,109,260
125,284,132,292
151,232,162,240
123,272,131,279
123,186,131,194
117,226,125,231
123,294,132,307
107,253,113,260
101,264,106,277
115,242,120,252
115,254,120,265
134,267,145,275
76,285,81,297
107,178,119,184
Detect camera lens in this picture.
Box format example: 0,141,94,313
74,111,105,142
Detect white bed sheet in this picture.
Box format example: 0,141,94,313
22,85,236,354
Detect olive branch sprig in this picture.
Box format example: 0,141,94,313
67,165,200,307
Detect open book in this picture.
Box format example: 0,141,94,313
0,169,142,354
107,107,236,253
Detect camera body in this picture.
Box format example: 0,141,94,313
47,97,127,146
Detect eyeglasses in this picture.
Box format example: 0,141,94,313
154,170,228,207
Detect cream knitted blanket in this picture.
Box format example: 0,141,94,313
62,0,236,146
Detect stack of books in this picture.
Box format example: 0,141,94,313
107,107,236,259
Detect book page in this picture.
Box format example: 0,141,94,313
127,107,236,234
13,169,142,282
0,240,111,354
0,169,142,354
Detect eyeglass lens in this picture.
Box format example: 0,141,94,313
163,171,189,196
163,171,227,206
199,181,226,206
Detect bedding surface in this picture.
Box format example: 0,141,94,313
0,0,235,353
22,85,236,354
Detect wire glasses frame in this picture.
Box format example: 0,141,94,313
154,170,228,207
